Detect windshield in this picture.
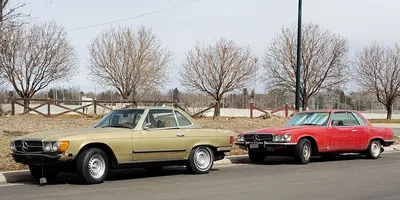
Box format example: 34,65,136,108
284,112,330,126
93,109,145,129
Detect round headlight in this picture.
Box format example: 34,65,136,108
282,134,292,142
274,135,281,142
51,142,59,152
44,142,52,152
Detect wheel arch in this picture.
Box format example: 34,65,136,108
298,136,319,155
187,144,218,159
77,142,118,169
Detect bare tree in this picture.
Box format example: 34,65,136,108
263,23,350,111
0,0,31,24
0,21,78,110
88,26,172,102
355,43,400,119
179,38,258,117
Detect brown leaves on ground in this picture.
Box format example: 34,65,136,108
368,119,400,124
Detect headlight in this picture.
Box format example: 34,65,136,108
10,141,16,151
237,135,244,142
273,134,292,143
43,141,69,153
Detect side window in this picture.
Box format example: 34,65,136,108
331,112,351,126
175,111,192,127
347,113,360,126
352,112,366,126
145,109,178,129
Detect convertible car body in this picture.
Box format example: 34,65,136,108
10,107,234,184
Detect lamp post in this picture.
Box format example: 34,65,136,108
295,0,302,111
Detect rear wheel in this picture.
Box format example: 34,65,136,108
294,138,312,164
365,140,382,159
248,151,265,163
29,165,59,180
76,148,109,184
186,146,214,174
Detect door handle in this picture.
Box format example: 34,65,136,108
176,133,185,137
352,130,358,132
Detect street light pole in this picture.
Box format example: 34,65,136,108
295,0,302,111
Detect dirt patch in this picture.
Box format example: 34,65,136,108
395,136,400,145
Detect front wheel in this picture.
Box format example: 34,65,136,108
29,165,59,180
365,140,382,159
186,146,214,174
76,148,109,184
294,138,312,164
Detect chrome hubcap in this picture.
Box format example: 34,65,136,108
194,148,212,171
88,155,105,179
371,142,380,157
303,144,311,160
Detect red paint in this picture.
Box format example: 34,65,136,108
238,109,395,155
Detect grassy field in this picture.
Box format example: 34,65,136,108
0,115,399,171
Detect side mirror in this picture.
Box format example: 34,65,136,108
143,123,152,130
332,121,339,127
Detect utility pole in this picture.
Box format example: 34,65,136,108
295,0,302,111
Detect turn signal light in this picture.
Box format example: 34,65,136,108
59,141,70,152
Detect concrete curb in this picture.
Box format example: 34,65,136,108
1,145,399,185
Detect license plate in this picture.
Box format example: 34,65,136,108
266,146,275,151
249,143,259,149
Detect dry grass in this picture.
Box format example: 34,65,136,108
369,119,400,124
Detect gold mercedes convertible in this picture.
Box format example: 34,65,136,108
10,107,234,184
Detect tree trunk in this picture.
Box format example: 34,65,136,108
386,105,392,120
301,99,308,111
23,99,30,113
213,101,221,118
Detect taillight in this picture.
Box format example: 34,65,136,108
229,136,234,144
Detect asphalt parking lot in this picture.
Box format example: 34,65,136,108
0,152,399,200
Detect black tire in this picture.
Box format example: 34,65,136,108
248,151,266,163
365,140,382,159
186,146,214,174
294,138,312,164
29,165,59,180
76,148,109,184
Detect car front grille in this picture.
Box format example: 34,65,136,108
14,140,43,153
244,133,273,143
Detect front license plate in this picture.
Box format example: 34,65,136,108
266,146,275,151
249,143,259,149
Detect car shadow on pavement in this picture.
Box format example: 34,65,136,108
252,154,369,165
16,167,220,186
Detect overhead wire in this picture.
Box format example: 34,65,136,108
66,0,200,32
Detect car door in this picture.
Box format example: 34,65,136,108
132,109,188,162
349,112,370,150
328,112,354,151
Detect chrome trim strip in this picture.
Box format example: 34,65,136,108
133,149,187,154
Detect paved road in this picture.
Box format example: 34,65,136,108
1,153,400,200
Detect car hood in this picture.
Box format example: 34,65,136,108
14,127,127,141
242,126,320,135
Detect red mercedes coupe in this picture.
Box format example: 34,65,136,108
236,110,395,164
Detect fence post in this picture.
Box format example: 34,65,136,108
285,103,289,118
250,101,254,119
10,93,15,116
93,99,97,116
47,99,51,117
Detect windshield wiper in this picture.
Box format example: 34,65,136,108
299,123,320,126
102,124,131,129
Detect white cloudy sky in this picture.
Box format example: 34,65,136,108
14,0,400,94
